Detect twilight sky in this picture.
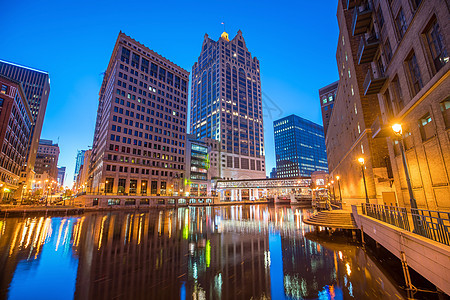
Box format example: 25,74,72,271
1,0,339,186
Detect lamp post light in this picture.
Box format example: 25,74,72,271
336,176,342,203
331,180,336,203
358,157,369,204
392,124,418,210
105,180,109,195
45,179,49,207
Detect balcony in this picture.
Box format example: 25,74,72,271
346,0,361,10
357,35,380,64
352,3,373,36
363,67,387,95
371,115,390,139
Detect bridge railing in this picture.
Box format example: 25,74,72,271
362,203,450,246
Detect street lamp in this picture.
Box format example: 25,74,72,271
336,175,342,203
105,180,109,195
392,124,418,210
331,180,336,202
358,157,369,203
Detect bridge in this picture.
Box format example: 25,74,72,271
216,177,312,202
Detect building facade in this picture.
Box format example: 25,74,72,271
274,115,328,178
351,0,449,209
190,30,266,180
325,0,395,206
319,80,339,136
0,75,32,201
185,134,220,196
34,139,60,182
89,32,189,196
74,150,86,182
0,60,50,188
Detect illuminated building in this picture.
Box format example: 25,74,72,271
57,166,66,186
34,139,60,183
319,80,338,137
184,134,220,196
190,30,266,180
74,150,86,182
0,60,50,190
89,32,189,195
274,114,328,178
0,75,32,201
327,0,450,209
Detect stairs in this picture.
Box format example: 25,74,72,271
303,210,358,229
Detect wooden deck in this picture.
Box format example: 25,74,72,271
303,210,358,229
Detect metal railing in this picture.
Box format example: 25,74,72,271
362,203,450,246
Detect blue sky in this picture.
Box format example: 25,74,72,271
1,0,339,185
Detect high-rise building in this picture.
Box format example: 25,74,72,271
34,139,60,183
318,80,338,136
76,149,92,191
57,166,66,186
0,75,33,201
190,30,265,180
89,32,189,195
274,115,328,178
74,150,86,181
269,167,277,179
342,0,448,209
0,60,50,187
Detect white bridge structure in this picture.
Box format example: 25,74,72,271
216,178,312,202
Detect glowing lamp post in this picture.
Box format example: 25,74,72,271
392,124,417,210
331,180,336,202
336,176,342,202
358,157,369,203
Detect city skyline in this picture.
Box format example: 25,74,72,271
0,0,339,185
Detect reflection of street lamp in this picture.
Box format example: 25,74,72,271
336,176,342,202
392,124,418,210
358,157,369,203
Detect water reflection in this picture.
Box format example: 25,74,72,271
0,206,405,299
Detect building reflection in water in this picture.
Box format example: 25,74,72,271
0,205,405,299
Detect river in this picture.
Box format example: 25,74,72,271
0,205,405,299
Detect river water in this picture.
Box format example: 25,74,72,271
0,205,405,299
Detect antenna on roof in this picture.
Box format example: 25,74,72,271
221,22,226,32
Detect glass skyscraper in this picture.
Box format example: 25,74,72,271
190,30,265,180
274,115,328,177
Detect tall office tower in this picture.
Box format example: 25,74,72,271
318,80,338,136
74,150,86,181
0,60,50,187
90,32,189,195
34,139,60,182
190,30,265,180
0,75,32,200
273,115,328,178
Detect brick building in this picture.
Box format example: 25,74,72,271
364,0,450,210
325,0,395,206
319,80,339,136
34,139,60,182
89,32,189,195
0,75,32,201
326,0,449,209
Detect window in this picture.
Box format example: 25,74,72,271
411,0,422,11
1,85,7,94
418,113,434,141
384,39,393,64
405,51,423,96
395,9,407,39
440,97,450,128
424,18,448,73
376,6,384,29
390,76,404,112
323,98,327,104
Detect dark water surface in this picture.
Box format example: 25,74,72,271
0,205,405,299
